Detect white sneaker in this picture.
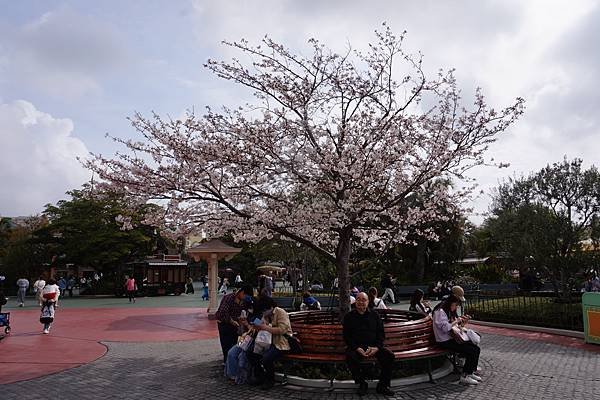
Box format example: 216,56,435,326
460,375,479,385
469,374,483,382
43,329,49,334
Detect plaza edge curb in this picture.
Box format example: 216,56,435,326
470,319,584,339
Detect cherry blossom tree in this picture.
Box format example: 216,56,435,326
87,27,524,313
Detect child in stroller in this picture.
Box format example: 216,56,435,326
0,287,9,337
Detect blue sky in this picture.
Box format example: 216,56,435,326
1,0,599,223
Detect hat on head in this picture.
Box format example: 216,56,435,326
304,296,317,305
451,286,466,302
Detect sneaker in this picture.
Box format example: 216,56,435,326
376,385,395,396
469,374,483,382
459,375,479,385
43,329,49,334
357,381,368,396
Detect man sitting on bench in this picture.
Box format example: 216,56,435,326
342,292,395,396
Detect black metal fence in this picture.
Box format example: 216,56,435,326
464,294,583,332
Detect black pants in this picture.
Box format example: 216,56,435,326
247,344,284,383
438,339,480,374
345,347,395,387
218,322,238,363
127,290,136,301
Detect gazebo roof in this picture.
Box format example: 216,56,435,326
186,239,242,261
187,239,242,253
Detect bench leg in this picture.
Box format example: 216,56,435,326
329,363,337,390
449,352,462,374
427,358,436,384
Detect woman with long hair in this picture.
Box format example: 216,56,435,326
409,289,432,315
367,287,387,310
432,294,482,385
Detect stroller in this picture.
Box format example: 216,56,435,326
0,312,10,334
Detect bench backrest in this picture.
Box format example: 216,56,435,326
274,297,296,310
313,296,339,309
289,310,436,355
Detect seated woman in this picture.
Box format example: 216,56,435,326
367,287,387,310
409,289,432,315
300,292,321,311
432,294,482,385
225,295,256,383
249,295,292,390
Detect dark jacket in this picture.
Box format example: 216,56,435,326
342,309,385,350
381,276,393,289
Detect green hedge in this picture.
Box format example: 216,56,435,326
465,296,583,331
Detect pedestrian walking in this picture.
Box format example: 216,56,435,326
33,276,46,306
125,276,136,303
57,277,67,297
380,273,396,304
40,279,60,334
66,276,75,297
16,277,29,307
202,281,209,300
185,277,195,294
219,277,230,294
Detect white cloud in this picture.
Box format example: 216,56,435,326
0,100,89,216
2,1,600,222
0,6,128,98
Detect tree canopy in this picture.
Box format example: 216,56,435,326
36,188,165,272
483,158,600,296
88,27,524,313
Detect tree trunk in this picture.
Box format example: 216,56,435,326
336,227,352,319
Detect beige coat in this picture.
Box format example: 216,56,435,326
270,307,292,351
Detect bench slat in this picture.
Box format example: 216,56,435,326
285,310,447,365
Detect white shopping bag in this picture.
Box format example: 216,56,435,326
253,329,272,355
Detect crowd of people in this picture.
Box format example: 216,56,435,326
3,269,523,394
4,276,62,335
213,276,484,395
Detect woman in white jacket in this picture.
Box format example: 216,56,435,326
40,278,60,334
368,287,388,310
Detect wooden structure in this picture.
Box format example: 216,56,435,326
284,309,448,384
186,239,242,318
121,254,188,296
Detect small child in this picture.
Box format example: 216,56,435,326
202,282,209,300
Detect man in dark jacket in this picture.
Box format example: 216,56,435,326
343,292,395,396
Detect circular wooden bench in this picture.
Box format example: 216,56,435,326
283,309,449,384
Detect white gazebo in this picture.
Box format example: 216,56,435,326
186,239,242,318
